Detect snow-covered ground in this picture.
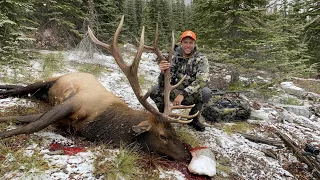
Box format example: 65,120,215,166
0,49,320,179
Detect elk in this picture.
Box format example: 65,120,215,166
0,16,198,161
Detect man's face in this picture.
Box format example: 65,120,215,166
181,37,196,56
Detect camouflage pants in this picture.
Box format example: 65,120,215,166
150,85,212,114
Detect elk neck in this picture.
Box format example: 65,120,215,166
80,102,156,146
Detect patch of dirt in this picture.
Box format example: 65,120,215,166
292,78,320,94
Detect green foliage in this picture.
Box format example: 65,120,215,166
0,0,36,64
258,1,311,76
191,0,316,77
91,0,124,44
222,122,253,135
0,135,49,177
123,0,142,43
228,80,258,91
94,144,142,179
192,0,269,54
0,0,318,78
216,156,232,177
280,96,301,105
72,62,112,77
32,0,87,49
176,127,201,147
302,0,320,74
41,53,65,78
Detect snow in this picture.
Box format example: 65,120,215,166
188,147,216,176
1,50,320,179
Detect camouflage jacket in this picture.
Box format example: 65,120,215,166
158,46,210,97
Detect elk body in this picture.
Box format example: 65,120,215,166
0,16,197,161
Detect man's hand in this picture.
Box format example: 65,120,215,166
173,94,184,105
159,60,171,74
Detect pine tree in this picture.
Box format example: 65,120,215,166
90,0,124,43
0,0,36,64
123,0,139,42
255,0,312,76
32,0,87,49
302,0,320,75
143,0,174,49
192,0,269,56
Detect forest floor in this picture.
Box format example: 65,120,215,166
0,48,319,179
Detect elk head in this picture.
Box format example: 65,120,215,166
88,16,198,161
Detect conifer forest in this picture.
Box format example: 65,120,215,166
0,0,319,77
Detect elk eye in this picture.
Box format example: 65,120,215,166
159,134,167,141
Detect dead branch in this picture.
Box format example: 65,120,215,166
241,133,284,148
276,130,320,179
292,77,320,83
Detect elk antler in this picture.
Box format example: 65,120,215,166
88,15,197,124
142,24,199,123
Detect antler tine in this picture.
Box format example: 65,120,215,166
139,25,197,124
153,24,166,61
162,31,174,115
88,15,129,75
88,26,111,51
137,23,165,63
131,26,145,74
88,16,160,116
167,117,193,124
169,111,199,121
88,16,196,124
160,31,197,124
128,25,162,115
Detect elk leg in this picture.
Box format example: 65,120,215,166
0,80,56,100
0,85,25,90
0,103,74,139
0,114,42,123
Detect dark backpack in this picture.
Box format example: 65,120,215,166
202,96,251,122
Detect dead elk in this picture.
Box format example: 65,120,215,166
0,16,198,161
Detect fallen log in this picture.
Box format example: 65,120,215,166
241,133,284,148
261,148,278,159
292,77,320,83
276,130,320,179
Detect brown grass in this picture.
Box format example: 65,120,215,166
292,78,320,94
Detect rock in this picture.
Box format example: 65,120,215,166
302,92,320,102
250,108,275,121
188,147,217,177
280,82,306,97
123,43,137,52
278,104,312,118
208,63,239,90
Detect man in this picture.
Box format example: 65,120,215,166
150,30,211,132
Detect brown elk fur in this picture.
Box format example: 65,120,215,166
0,73,191,161
0,16,195,161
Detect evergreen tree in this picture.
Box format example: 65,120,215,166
32,0,87,49
91,0,124,43
141,0,154,45
135,0,144,34
302,0,320,75
143,0,174,49
192,0,269,57
261,0,310,75
158,0,172,44
171,0,184,34
0,0,36,64
123,0,139,42
184,3,193,31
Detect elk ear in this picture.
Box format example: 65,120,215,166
132,120,152,135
